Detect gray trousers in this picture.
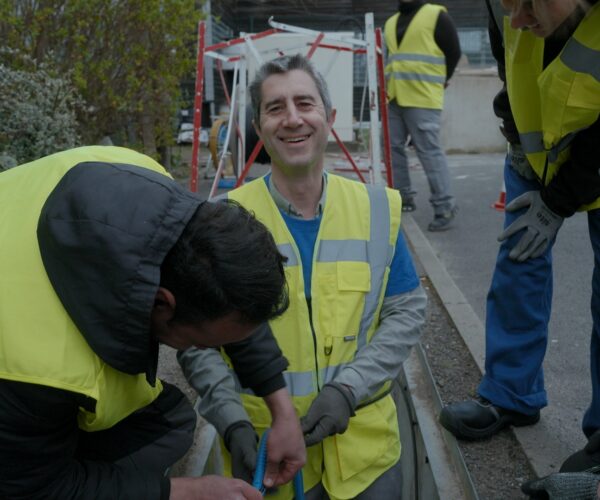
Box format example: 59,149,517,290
303,456,403,500
388,101,454,215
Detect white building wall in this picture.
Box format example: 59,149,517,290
441,68,506,153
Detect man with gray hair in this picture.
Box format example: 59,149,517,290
179,53,427,498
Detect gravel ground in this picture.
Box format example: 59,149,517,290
421,276,535,499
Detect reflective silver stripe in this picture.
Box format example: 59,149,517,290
282,371,317,396
229,368,318,397
519,131,544,155
358,186,393,350
391,71,445,84
561,38,600,83
547,132,577,163
317,239,367,263
519,130,576,162
277,243,298,267
389,53,445,65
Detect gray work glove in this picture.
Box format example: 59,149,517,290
498,190,563,262
300,382,356,447
224,420,258,484
508,143,537,180
521,473,600,499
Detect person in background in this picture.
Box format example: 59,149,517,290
440,0,600,485
179,54,427,499
0,146,305,500
383,0,461,231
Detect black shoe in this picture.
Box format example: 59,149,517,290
439,399,540,440
402,197,416,212
428,206,457,232
560,430,600,473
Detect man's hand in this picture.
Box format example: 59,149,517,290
262,388,306,489
521,473,600,499
170,476,262,500
498,191,563,262
224,421,258,484
300,382,356,447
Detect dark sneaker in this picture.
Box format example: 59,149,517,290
428,206,457,232
439,399,540,440
402,197,416,212
560,430,600,473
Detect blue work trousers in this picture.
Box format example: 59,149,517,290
479,157,600,436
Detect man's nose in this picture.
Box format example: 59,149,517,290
511,5,536,29
283,104,303,126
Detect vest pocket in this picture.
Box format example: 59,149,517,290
567,72,600,109
336,261,371,292
325,395,400,483
334,261,371,338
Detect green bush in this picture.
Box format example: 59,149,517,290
0,52,82,167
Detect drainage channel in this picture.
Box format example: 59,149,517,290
395,343,479,500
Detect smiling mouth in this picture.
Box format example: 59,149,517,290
281,135,310,143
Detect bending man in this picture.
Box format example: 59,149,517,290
0,146,305,499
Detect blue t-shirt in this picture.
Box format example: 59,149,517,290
280,209,419,299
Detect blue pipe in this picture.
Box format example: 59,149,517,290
252,429,305,499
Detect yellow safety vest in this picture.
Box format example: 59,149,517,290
0,146,165,431
225,174,402,500
384,4,447,109
504,3,600,211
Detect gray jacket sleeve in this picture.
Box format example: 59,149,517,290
177,347,250,436
333,285,427,404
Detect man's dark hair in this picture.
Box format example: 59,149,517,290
160,200,289,325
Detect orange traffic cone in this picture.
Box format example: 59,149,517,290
492,181,506,211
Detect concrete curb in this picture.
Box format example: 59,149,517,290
402,214,486,374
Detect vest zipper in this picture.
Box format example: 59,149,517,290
306,298,321,390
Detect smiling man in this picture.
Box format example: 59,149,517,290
179,54,427,499
0,146,305,500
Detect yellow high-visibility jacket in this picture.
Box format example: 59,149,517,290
225,174,402,500
504,2,600,210
384,4,447,109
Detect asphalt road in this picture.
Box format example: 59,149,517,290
405,152,594,475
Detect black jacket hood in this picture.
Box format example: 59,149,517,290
37,161,202,385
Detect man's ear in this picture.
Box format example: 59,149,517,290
253,119,262,140
151,287,176,322
329,108,337,128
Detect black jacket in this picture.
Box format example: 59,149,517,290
0,155,287,499
486,0,600,217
